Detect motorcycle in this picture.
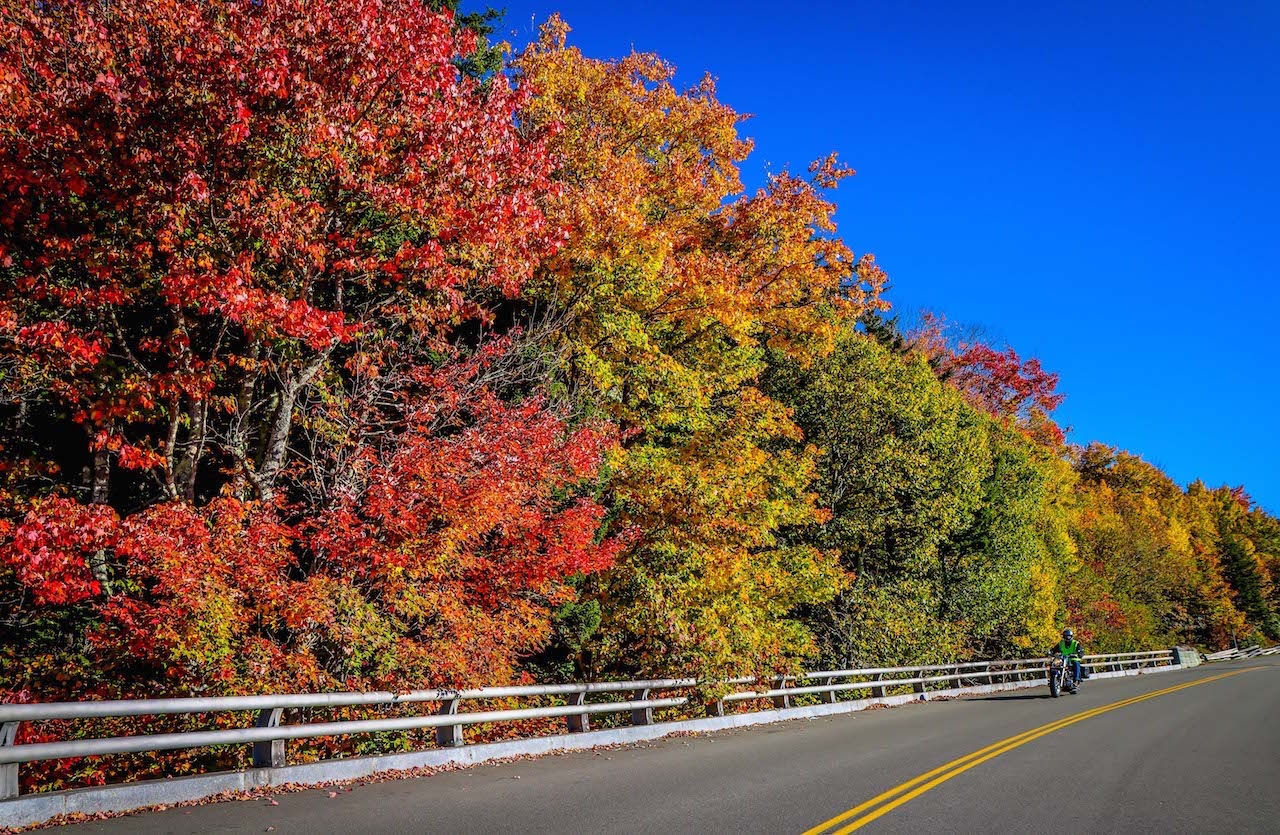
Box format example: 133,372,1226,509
1047,652,1078,698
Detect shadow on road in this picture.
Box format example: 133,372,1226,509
969,693,1055,701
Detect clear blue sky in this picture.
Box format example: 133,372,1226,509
472,0,1280,512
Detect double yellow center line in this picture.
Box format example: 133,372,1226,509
803,667,1260,834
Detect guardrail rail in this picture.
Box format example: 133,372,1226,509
1205,644,1279,662
0,650,1177,803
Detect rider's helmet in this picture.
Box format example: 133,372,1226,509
1062,628,1074,642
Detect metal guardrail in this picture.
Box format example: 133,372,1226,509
1205,644,1278,662
1078,650,1175,673
0,650,1176,801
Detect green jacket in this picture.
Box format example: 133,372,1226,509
1052,638,1082,659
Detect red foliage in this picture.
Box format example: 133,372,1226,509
0,0,618,721
0,0,559,488
1229,486,1252,511
3,498,116,605
305,371,625,685
909,312,1064,442
947,344,1064,421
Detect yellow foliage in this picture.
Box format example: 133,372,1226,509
515,18,884,678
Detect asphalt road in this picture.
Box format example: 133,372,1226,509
56,657,1279,834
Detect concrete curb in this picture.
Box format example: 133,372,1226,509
0,663,1181,829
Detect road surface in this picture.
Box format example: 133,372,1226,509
56,657,1278,834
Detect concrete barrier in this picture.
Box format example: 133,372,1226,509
1173,646,1202,668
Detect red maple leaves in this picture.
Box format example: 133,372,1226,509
946,344,1064,421
910,312,1065,442
4,498,114,606
0,0,617,709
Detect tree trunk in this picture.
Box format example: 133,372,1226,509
175,396,206,502
236,347,332,503
89,443,112,597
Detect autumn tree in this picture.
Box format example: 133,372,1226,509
1068,448,1256,649
936,423,1077,656
0,0,618,732
765,330,988,664
906,312,1065,446
1207,487,1280,640
513,18,886,680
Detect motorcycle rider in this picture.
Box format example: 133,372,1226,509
1051,628,1084,692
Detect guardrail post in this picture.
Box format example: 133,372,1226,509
984,663,994,686
819,676,837,704
870,673,885,699
251,708,285,768
436,694,464,748
566,692,590,733
631,688,653,726
2,721,19,800
913,678,928,701
705,698,725,718
771,677,792,710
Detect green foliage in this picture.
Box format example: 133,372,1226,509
771,328,1279,664
427,1,507,79
814,578,956,668
767,331,987,581
526,595,603,682
938,425,1064,655
857,309,908,354
1213,493,1280,640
